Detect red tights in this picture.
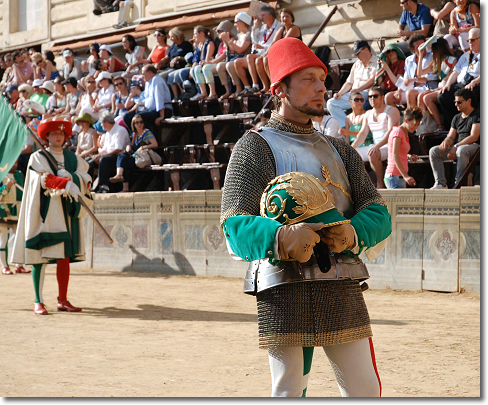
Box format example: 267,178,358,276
56,258,70,302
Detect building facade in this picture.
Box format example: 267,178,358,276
1,0,441,61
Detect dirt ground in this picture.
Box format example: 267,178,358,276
0,267,480,398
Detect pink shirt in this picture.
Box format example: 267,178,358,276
13,62,34,84
385,126,410,176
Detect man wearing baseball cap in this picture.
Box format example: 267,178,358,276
326,40,377,128
61,48,82,81
220,37,391,397
5,84,19,108
29,79,50,111
12,119,92,315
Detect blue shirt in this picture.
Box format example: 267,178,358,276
144,74,172,112
400,2,433,31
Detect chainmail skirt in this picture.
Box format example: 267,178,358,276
256,280,372,349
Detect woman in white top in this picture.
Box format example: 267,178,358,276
76,75,99,121
94,72,114,115
223,12,253,99
121,35,145,79
81,42,100,76
75,112,98,160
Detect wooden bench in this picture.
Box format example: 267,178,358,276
140,162,227,191
162,112,255,146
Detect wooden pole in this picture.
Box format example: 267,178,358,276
29,131,114,244
306,5,338,48
252,5,339,124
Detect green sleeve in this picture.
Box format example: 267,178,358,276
348,202,391,256
222,214,282,262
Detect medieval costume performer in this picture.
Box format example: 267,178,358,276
220,38,391,397
12,119,92,315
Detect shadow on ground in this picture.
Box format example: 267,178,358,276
80,304,257,322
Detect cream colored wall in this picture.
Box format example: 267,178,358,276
73,187,480,293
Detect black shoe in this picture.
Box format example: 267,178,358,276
108,5,119,12
93,9,102,15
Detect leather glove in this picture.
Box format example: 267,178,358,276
277,222,324,263
65,181,82,201
57,169,72,180
318,223,356,253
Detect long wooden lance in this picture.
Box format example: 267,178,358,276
252,5,339,124
28,130,114,244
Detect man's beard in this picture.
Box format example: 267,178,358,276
284,97,324,117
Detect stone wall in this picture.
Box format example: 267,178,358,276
72,187,480,293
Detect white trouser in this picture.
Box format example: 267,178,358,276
355,144,389,162
268,338,381,397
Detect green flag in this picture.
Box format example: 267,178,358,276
0,93,30,183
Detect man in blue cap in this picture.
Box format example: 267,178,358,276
5,84,19,109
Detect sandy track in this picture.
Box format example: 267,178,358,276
0,268,480,397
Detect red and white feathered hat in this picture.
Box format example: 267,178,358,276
37,119,72,141
268,38,328,95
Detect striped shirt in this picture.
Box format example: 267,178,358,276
368,105,393,144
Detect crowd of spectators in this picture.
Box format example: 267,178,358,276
0,0,480,192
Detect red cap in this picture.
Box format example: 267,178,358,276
268,38,327,95
37,119,72,142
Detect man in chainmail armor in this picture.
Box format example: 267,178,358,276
220,38,391,397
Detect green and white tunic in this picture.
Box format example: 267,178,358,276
12,149,92,265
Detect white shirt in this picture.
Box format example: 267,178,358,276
78,128,96,153
98,123,130,154
79,91,99,121
454,51,480,83
313,115,341,138
346,54,378,89
403,51,436,90
95,84,114,112
251,19,281,55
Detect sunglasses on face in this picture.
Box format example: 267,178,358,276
368,94,380,99
352,98,364,102
134,121,144,124
87,81,96,84
454,100,465,105
115,82,125,86
467,37,479,43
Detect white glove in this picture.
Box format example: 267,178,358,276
57,169,72,180
277,222,324,263
65,181,82,201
